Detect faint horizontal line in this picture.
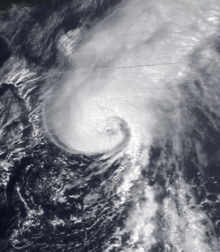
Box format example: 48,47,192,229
44,57,220,77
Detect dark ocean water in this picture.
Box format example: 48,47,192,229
1,0,220,251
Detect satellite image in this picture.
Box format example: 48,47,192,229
1,0,220,251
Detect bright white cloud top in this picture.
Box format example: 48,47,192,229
43,0,220,157
43,1,220,250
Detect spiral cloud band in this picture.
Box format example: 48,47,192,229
42,0,220,250
43,0,220,157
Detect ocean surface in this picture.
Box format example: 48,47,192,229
1,0,220,251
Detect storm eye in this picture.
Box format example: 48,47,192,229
98,117,122,136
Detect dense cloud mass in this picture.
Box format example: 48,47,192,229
1,0,220,251
43,0,220,158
